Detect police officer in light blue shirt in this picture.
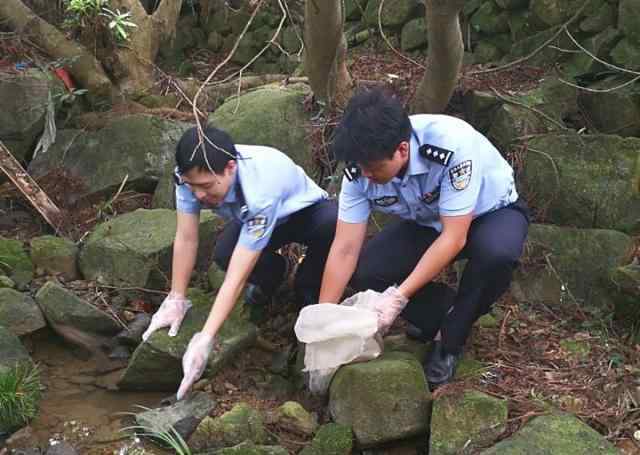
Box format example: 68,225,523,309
319,88,529,388
142,125,337,400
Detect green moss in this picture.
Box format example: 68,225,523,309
191,403,266,450
559,339,591,360
0,276,15,289
0,237,32,289
299,423,353,455
276,401,317,435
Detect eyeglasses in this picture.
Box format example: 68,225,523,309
343,162,361,182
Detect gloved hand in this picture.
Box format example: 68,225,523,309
374,286,409,336
176,331,216,400
142,293,192,341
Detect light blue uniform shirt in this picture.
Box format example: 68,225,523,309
338,114,518,232
176,145,328,250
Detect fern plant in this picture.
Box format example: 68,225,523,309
0,363,42,434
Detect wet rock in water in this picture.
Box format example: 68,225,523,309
430,390,508,455
118,288,256,392
275,401,318,436
212,441,289,454
0,237,33,290
0,289,46,336
298,423,353,455
479,413,619,454
329,353,430,447
189,402,266,451
29,236,79,281
78,209,222,289
35,281,121,334
44,441,78,455
136,391,215,442
114,312,151,347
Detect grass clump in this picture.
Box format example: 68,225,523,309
0,362,41,434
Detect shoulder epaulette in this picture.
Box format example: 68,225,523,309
419,144,454,166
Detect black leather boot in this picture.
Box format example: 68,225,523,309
424,340,461,389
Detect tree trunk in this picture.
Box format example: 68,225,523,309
411,0,465,114
0,0,114,106
110,0,183,94
304,0,352,109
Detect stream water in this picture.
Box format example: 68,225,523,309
7,328,171,455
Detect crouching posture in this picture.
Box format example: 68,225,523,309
143,125,337,399
318,89,529,388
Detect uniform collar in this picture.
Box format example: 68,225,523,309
393,131,429,184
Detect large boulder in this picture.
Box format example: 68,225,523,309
521,133,640,232
558,28,622,80
530,0,583,28
401,17,428,51
210,84,316,176
0,289,46,336
79,209,222,289
30,235,79,280
430,390,508,455
35,281,121,334
0,325,33,373
299,423,353,455
480,413,619,454
521,224,633,315
619,0,640,45
578,76,640,138
0,237,33,290
0,69,63,162
28,115,191,202
189,402,266,451
118,289,257,391
328,353,430,447
463,90,502,133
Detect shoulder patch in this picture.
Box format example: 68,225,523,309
419,144,454,166
449,160,472,191
373,196,399,207
246,214,268,238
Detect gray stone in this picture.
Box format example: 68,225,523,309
78,209,222,289
579,2,615,33
0,237,33,289
0,325,32,372
189,402,266,451
473,41,504,64
578,75,640,137
30,235,79,280
114,312,151,347
275,401,317,436
0,289,46,336
213,442,289,455
610,38,640,71
619,0,640,45
507,28,565,66
299,423,353,455
364,0,421,28
507,10,537,42
136,391,215,442
401,17,428,51
35,281,121,334
530,0,583,28
495,0,528,9
480,413,619,454
0,69,64,162
521,134,640,232
470,2,510,35
44,441,78,455
207,31,224,52
558,27,622,79
430,390,508,455
210,84,316,176
118,288,257,391
345,0,369,20
28,116,191,203
329,355,430,447
462,90,502,133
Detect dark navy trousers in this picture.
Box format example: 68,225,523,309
351,200,530,354
213,199,338,298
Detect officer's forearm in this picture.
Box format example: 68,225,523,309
319,245,359,303
202,245,260,337
171,236,198,297
398,234,465,299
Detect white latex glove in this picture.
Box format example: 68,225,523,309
176,331,216,400
374,286,409,335
142,293,192,341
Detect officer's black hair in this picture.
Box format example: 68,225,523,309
331,88,412,164
175,125,238,175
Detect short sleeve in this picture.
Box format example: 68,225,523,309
338,176,371,223
175,184,201,214
438,155,481,217
238,202,281,251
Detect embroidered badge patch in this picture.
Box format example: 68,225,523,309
421,189,440,204
373,196,399,207
246,215,268,238
449,160,472,191
419,144,454,166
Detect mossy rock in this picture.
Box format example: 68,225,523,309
401,17,428,51
470,2,510,35
463,90,502,133
529,0,584,28
30,235,78,280
0,325,32,373
189,403,266,450
430,390,508,455
299,423,353,455
579,2,615,33
275,401,317,436
480,413,620,454
363,0,421,28
213,441,288,455
329,356,430,446
0,237,32,289
558,27,621,79
0,276,15,289
610,38,640,71
473,41,504,64
619,0,640,45
0,289,46,336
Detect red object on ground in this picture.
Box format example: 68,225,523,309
53,67,76,91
